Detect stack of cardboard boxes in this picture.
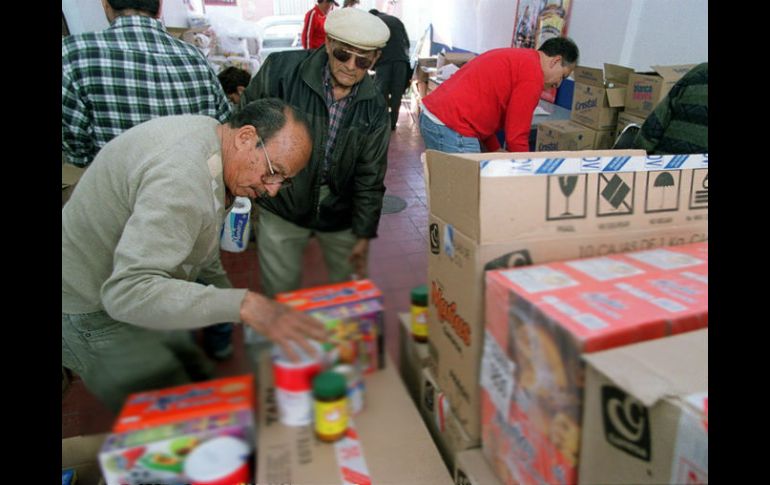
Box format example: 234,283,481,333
537,64,633,152
617,64,697,135
408,52,476,119
406,148,708,483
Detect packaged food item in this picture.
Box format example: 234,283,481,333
313,371,349,443
410,284,429,343
272,340,324,426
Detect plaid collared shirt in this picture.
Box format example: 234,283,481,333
321,65,360,183
62,15,231,167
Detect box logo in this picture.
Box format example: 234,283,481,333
689,169,708,210
429,223,440,254
645,170,681,213
483,249,533,271
597,173,635,216
547,175,587,220
423,376,435,414
601,385,651,461
431,281,471,346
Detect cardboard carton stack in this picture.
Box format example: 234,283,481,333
579,329,708,484
615,63,697,135
538,64,633,152
424,149,708,450
479,242,708,484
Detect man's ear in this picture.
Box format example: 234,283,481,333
551,55,563,68
235,125,257,151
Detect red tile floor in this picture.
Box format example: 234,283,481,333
62,106,428,438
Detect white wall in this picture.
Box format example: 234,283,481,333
423,0,707,69
63,0,109,35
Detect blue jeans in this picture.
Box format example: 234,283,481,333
419,110,481,153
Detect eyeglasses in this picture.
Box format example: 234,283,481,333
259,139,292,188
331,47,375,70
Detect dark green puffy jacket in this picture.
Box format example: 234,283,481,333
241,47,390,238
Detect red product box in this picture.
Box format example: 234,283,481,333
113,374,255,433
479,242,708,485
276,279,385,371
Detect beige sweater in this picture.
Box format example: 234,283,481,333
62,115,246,329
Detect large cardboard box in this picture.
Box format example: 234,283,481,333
419,367,480,472
579,329,708,484
624,64,696,118
571,64,633,131
425,149,709,441
535,120,596,152
398,312,431,403
436,51,476,70
455,448,503,485
62,434,108,485
256,349,451,484
479,242,708,485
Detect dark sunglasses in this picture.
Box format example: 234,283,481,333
332,47,375,70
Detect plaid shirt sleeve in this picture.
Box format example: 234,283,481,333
62,50,97,167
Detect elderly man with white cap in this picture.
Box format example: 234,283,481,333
240,8,391,303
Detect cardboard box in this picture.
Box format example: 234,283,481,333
62,434,108,485
99,410,256,485
276,279,385,371
428,77,441,94
616,110,647,136
398,312,431,403
570,64,633,131
479,242,708,485
419,367,480,472
455,448,503,485
256,349,452,484
624,64,696,118
579,329,707,484
425,149,708,441
113,374,255,433
536,120,597,152
436,51,476,70
62,163,85,207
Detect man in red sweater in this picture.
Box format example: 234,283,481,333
302,0,338,50
420,37,579,153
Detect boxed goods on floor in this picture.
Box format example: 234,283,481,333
479,242,708,485
570,64,634,131
624,64,696,118
616,110,648,135
255,349,451,484
419,367,480,472
424,149,708,441
398,312,431,403
62,434,109,485
101,375,257,484
276,279,385,372
455,448,503,485
579,329,708,484
535,120,614,151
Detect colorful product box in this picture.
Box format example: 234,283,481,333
99,409,255,485
113,374,255,433
276,279,385,371
479,242,708,485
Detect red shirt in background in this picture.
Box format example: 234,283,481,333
422,48,544,152
301,5,328,50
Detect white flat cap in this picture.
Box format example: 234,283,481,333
325,7,390,51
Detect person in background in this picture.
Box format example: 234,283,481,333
369,9,411,131
301,0,339,50
343,0,360,7
218,66,253,107
239,8,390,302
632,62,708,154
62,0,235,360
419,36,579,153
62,99,327,413
62,0,231,167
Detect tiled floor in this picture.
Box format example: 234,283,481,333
62,105,428,438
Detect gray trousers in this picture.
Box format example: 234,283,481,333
62,310,215,413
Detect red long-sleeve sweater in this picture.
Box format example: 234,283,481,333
422,48,544,152
301,5,327,50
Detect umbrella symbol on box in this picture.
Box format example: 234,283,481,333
654,172,675,209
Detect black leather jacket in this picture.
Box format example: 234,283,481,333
241,47,390,237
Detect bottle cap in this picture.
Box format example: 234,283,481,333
313,371,347,399
410,284,428,306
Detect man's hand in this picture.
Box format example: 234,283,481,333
239,291,328,362
348,238,370,279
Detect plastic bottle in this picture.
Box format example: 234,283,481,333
313,371,348,443
410,285,429,343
